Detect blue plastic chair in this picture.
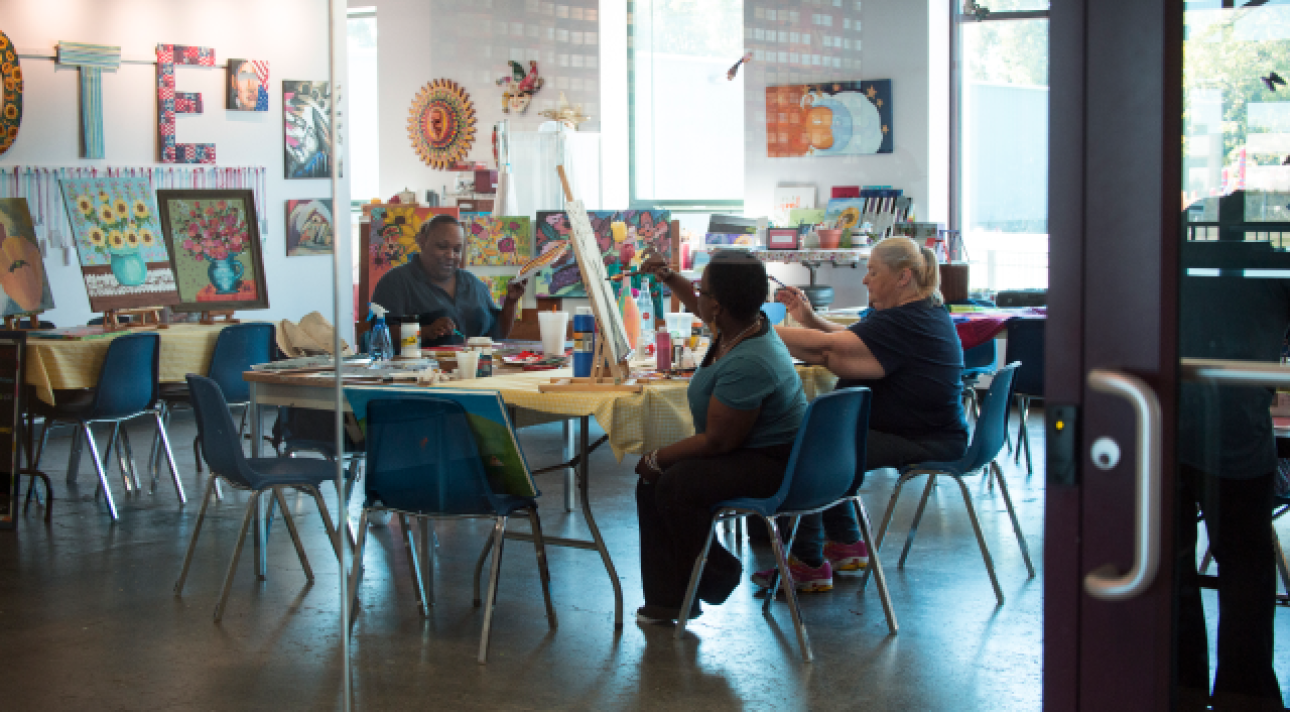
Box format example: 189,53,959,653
32,333,185,520
760,301,787,326
1004,318,1045,473
346,396,555,664
861,363,1035,606
175,375,343,622
673,387,897,663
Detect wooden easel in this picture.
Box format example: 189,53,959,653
538,166,641,394
100,306,168,331
3,313,43,330
199,310,239,325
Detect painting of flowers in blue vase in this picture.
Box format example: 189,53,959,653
155,189,269,312
59,177,181,311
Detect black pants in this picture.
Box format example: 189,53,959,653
1176,465,1284,710
790,430,966,566
636,444,793,610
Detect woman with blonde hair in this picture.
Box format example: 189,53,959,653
754,236,968,593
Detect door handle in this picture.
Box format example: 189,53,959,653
1083,369,1163,601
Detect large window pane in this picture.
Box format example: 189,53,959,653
631,0,744,203
347,12,379,203
960,17,1049,292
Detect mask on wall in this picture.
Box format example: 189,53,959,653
496,60,543,115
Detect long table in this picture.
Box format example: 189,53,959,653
243,365,839,630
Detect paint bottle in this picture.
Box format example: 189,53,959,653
573,307,596,378
399,322,421,359
467,337,494,377
656,330,672,371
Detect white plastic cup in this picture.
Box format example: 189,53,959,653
456,350,480,379
538,311,570,356
666,313,693,339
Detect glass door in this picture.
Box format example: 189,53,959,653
1047,1,1289,709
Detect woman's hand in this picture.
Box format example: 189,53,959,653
635,451,663,483
638,252,673,282
425,316,457,339
777,285,816,324
504,279,526,303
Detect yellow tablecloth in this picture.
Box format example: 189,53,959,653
26,324,232,405
431,365,840,461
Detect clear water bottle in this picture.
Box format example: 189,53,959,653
636,285,655,354
369,303,394,362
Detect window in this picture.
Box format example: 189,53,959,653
953,2,1050,293
629,0,745,209
347,8,379,205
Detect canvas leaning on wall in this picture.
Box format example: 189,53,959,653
155,189,269,312
285,199,333,256
58,177,181,312
0,199,55,316
766,80,894,157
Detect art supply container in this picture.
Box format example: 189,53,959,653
538,311,570,357
665,313,692,339
456,350,480,380
573,310,596,377
655,330,672,370
399,323,421,359
466,337,493,376
817,229,843,249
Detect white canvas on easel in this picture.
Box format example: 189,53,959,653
565,198,633,365
773,186,816,227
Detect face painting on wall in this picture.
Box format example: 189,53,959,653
766,80,894,157
228,59,268,112
283,80,334,179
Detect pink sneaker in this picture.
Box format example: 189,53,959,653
824,540,869,574
750,556,833,593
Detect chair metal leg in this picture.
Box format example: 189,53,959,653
81,423,119,521
1272,526,1290,597
175,476,218,595
105,422,129,492
117,426,141,492
34,417,52,470
676,518,720,638
765,515,813,663
307,485,342,563
152,411,186,504
478,516,508,665
852,497,897,634
419,517,433,608
347,509,370,624
765,516,802,612
1015,396,1033,474
527,507,558,628
148,403,163,483
952,475,1005,605
899,475,937,567
861,473,914,592
214,493,259,622
192,434,203,475
273,487,313,581
400,514,431,613
992,462,1036,578
473,531,495,607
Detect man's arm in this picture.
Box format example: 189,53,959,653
776,325,886,380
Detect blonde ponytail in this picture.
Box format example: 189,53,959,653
872,236,943,305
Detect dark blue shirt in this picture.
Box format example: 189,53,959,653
370,259,504,346
837,298,968,444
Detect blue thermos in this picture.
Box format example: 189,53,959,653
573,309,596,377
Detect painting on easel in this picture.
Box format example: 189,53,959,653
533,209,671,298
58,177,181,312
155,189,269,312
0,199,55,317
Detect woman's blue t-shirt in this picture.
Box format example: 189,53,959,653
687,321,807,449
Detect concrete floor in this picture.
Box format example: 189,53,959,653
0,407,1285,710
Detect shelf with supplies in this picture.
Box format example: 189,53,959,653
686,246,871,271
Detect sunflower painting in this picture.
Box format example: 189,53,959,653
58,177,180,311
464,216,530,267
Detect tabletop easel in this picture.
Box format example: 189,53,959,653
539,166,643,394
3,313,44,330
99,306,168,331
199,310,239,325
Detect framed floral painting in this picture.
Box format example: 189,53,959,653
464,216,530,266
155,189,269,312
58,177,181,311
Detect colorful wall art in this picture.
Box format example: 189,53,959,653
766,80,893,157
58,177,180,311
408,79,476,169
155,189,268,312
285,199,333,256
533,210,671,298
156,44,217,164
0,199,55,316
358,205,459,313
480,275,521,321
464,216,530,266
284,80,333,179
0,31,23,158
228,59,269,112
